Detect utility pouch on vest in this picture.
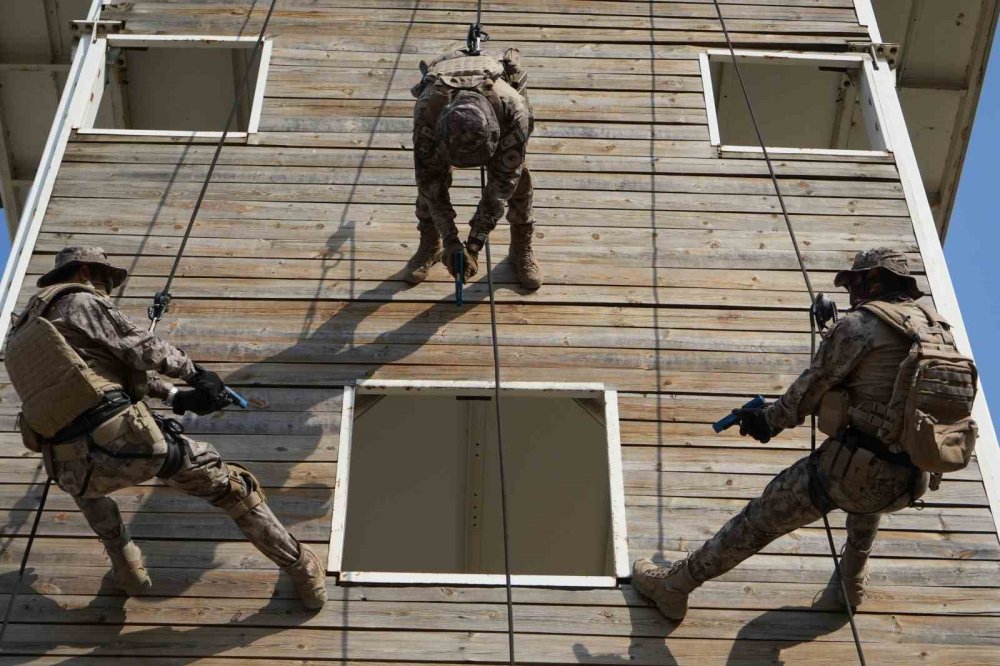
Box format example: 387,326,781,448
817,389,850,438
90,402,163,455
5,316,107,438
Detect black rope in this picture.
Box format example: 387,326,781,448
482,165,517,666
709,2,867,664
148,0,279,332
0,479,53,649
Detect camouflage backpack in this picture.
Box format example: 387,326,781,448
857,300,978,473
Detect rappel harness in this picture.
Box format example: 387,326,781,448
710,1,867,663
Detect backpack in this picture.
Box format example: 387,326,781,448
858,300,978,473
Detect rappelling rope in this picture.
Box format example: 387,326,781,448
467,1,516,660
147,0,279,333
708,2,867,663
0,479,53,649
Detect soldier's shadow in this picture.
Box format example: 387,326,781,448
0,568,314,663
724,575,851,665
571,611,678,664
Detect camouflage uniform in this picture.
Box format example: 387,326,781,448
6,248,325,608
634,250,934,620
408,48,541,289
685,307,927,583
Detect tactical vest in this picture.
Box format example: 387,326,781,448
825,300,979,473
5,284,143,438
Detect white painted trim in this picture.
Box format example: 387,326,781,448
0,0,104,340
871,60,1000,535
603,390,630,579
699,53,721,146
75,129,250,140
356,379,606,397
719,146,890,158
247,39,273,134
704,48,867,66
333,381,628,587
853,0,883,43
108,34,266,47
700,49,890,157
326,385,355,573
78,35,272,137
339,572,619,588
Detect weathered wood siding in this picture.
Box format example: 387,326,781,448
1,0,998,663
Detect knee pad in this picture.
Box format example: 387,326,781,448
212,463,267,520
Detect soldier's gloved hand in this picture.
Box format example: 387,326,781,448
732,407,781,444
443,239,478,281
188,367,225,398
172,389,220,416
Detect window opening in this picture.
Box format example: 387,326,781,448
329,381,629,588
700,50,890,155
74,36,270,137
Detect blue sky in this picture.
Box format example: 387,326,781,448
0,47,998,434
947,43,1000,434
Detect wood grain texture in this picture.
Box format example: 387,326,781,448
3,0,998,662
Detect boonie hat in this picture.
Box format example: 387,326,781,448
37,246,128,288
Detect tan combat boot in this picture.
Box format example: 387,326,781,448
284,544,327,610
509,223,543,291
632,558,700,621
101,534,152,596
839,543,871,609
403,220,443,284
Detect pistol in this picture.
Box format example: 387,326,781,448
712,395,765,433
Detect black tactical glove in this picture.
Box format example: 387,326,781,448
172,389,221,416
443,239,478,281
732,407,781,444
188,367,225,398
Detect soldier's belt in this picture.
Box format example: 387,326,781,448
48,390,132,445
841,426,914,467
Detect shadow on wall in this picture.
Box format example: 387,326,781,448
14,0,503,661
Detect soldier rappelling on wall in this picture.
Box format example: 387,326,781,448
4,247,327,610
403,27,542,292
633,248,980,621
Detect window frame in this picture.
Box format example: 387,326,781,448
698,49,893,158
69,34,272,139
328,379,630,588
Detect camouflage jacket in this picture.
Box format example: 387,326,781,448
765,300,917,430
46,287,196,400
413,75,532,242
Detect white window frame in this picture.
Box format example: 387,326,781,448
69,34,272,139
699,49,893,158
328,379,630,588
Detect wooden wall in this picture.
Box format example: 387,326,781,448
1,0,998,663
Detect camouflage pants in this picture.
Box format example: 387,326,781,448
72,432,300,569
686,437,923,583
416,167,534,241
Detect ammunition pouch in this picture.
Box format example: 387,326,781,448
810,431,923,515
43,396,166,497
817,389,850,438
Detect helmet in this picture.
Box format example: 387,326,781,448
437,91,500,168
37,246,128,288
834,247,923,298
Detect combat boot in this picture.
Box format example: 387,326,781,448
101,534,152,596
284,544,327,610
509,223,543,291
403,220,443,284
839,543,871,609
632,558,700,621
